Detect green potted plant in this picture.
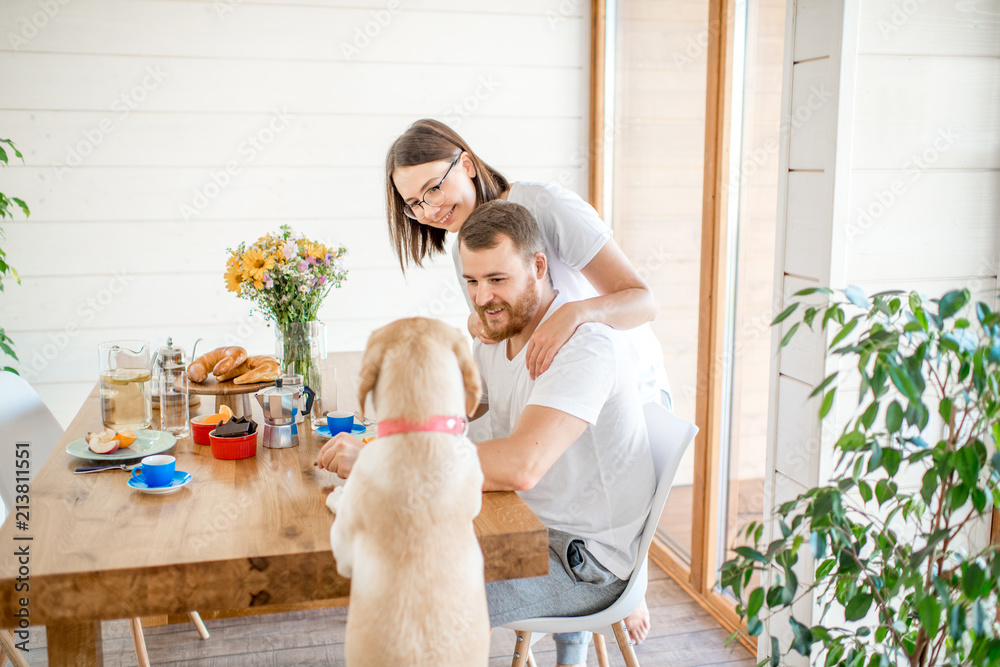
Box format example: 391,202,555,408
721,287,1000,666
0,137,30,374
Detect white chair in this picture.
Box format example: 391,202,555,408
503,402,698,667
0,372,209,667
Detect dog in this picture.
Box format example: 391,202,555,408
327,318,490,667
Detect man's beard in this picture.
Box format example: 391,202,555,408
475,285,540,342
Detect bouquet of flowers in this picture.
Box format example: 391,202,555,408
224,224,348,328
225,225,347,397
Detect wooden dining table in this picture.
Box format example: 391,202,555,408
0,353,549,666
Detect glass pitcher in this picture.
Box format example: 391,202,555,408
99,340,152,431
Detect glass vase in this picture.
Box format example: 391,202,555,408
275,321,326,412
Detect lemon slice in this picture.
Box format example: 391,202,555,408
104,369,151,384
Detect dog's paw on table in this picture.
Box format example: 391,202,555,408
326,487,345,514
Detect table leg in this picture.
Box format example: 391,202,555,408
47,621,103,667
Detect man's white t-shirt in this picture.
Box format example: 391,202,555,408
474,292,656,580
452,181,670,404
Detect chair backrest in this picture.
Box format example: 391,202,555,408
622,403,698,591
0,372,65,518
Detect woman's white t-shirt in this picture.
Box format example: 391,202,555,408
451,181,670,404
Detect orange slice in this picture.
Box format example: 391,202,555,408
115,429,137,447
219,404,234,422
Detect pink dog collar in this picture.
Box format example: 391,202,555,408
376,415,468,438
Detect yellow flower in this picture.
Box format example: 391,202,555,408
224,262,243,293
301,241,327,260
241,247,275,282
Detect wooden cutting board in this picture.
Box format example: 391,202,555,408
182,376,274,395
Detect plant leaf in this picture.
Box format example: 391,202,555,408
886,401,903,432
918,595,941,637
819,390,836,419
938,289,969,320
845,285,868,308
779,322,801,350
809,372,839,398
748,588,764,617
11,197,29,217
771,303,799,326
963,563,986,599
844,593,873,621
789,616,813,656
829,316,860,349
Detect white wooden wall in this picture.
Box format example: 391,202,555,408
0,0,591,426
764,0,1000,660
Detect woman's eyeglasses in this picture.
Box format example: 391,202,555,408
402,154,462,220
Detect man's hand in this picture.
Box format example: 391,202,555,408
316,433,365,479
468,311,500,345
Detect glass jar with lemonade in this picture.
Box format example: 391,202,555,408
99,341,152,431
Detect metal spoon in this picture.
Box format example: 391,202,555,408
74,463,140,474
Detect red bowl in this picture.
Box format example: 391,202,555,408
190,416,220,446
208,429,257,460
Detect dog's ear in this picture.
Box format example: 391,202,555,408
357,329,388,419
451,337,482,417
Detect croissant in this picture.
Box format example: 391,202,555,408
232,356,282,385
187,347,249,383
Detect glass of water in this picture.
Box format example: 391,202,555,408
159,363,190,438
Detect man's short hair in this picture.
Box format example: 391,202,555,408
458,200,546,266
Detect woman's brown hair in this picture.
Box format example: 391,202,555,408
385,119,509,271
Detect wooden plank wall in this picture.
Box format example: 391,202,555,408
0,0,590,425
764,0,1000,659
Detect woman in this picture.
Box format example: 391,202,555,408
386,119,670,406
385,120,665,651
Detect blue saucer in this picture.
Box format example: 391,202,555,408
314,422,367,438
128,471,192,495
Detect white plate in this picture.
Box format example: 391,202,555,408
128,470,192,495
66,430,177,461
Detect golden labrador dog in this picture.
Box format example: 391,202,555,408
327,318,489,667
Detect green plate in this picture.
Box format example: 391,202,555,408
66,430,177,461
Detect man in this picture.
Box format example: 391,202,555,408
318,201,655,666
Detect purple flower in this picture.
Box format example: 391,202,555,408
316,276,328,286
297,261,308,271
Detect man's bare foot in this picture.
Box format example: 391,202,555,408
624,598,650,646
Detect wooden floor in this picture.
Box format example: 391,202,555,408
11,561,754,666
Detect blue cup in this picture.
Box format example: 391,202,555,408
326,411,355,436
132,454,176,487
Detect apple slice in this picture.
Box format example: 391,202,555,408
88,434,121,454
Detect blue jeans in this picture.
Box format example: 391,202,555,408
487,529,626,664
